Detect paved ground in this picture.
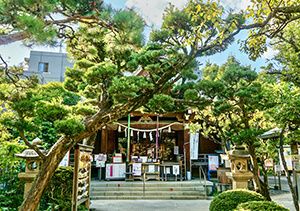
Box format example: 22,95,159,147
91,176,298,211
91,191,296,211
272,192,295,211
91,194,296,211
91,199,212,211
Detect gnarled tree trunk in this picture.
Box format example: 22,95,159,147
248,144,271,200
19,136,74,210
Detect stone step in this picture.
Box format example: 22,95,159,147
90,181,208,200
90,195,206,200
91,186,204,191
91,190,203,196
91,181,206,188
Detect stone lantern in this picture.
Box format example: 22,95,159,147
226,145,253,189
15,138,45,198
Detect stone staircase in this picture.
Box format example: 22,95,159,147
90,180,208,200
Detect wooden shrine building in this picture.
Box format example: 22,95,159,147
91,111,221,181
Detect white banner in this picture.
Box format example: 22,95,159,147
190,132,199,160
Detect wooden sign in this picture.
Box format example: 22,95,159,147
72,144,94,211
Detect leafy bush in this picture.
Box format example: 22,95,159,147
41,167,74,210
0,139,26,210
209,189,266,211
0,166,24,210
41,166,88,211
235,201,288,211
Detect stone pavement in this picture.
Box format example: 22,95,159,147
91,176,298,211
91,190,298,211
90,199,211,211
272,192,295,211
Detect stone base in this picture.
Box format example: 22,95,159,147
18,172,38,198
226,172,253,189
232,180,249,189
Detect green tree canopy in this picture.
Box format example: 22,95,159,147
1,0,300,210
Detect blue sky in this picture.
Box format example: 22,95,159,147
0,0,276,70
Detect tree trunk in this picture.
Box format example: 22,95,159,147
248,144,271,200
261,162,269,188
260,162,271,201
248,145,262,190
19,136,74,210
291,141,299,202
279,126,299,211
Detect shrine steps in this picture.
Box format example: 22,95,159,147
90,181,207,200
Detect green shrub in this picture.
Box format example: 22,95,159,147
209,189,266,211
0,166,24,210
41,166,74,211
0,140,25,210
41,166,88,211
235,201,288,211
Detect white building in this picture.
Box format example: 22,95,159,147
27,51,73,83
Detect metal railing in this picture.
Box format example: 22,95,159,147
199,166,207,198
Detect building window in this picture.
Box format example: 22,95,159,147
38,62,49,73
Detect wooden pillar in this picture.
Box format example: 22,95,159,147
72,146,79,211
101,129,107,153
93,132,101,154
184,129,191,176
107,129,116,154
177,131,184,154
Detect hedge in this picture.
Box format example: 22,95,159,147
209,189,266,211
235,201,288,211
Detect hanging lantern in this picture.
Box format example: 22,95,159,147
118,125,121,132
143,132,146,138
168,126,171,133
130,129,134,137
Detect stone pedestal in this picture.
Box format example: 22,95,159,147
18,172,39,198
226,171,253,189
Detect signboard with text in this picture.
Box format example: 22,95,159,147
208,155,219,171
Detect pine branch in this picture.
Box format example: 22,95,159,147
19,130,46,159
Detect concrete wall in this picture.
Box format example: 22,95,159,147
28,51,73,83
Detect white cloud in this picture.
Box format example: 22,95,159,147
220,0,251,12
125,0,251,28
125,0,188,27
262,47,279,60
